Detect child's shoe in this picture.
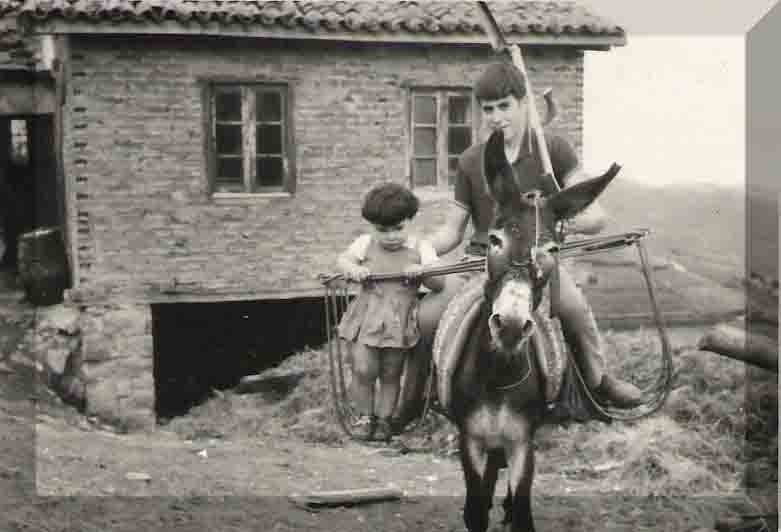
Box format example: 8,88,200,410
351,414,376,441
373,417,394,444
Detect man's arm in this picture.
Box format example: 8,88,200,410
428,202,471,256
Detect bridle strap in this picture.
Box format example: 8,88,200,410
495,341,534,391
530,192,541,268
550,251,560,319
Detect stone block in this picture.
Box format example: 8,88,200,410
101,306,150,338
44,347,71,375
86,379,155,430
35,305,80,335
81,330,112,363
122,390,155,412
82,358,146,383
116,408,156,431
85,379,118,416
131,372,154,391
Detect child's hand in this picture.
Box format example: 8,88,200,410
346,265,371,282
403,264,425,283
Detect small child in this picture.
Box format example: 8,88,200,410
337,183,444,442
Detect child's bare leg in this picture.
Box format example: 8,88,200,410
376,348,407,420
350,342,380,417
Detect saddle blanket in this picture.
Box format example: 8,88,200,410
432,273,567,413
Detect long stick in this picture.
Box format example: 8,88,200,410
476,1,559,191
289,487,404,508
698,323,779,373
319,230,651,285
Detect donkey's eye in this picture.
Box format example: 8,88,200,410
489,234,503,249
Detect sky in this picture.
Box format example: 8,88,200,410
575,0,778,188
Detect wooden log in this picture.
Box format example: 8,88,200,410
697,324,778,372
289,487,403,509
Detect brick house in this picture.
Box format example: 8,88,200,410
8,0,625,428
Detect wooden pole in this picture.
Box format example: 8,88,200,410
507,46,557,188
697,323,778,373
289,487,404,509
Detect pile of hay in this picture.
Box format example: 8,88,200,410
164,344,459,452
165,327,777,497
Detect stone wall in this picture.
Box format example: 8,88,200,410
21,301,155,430
79,302,155,429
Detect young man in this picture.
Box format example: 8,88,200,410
397,62,642,424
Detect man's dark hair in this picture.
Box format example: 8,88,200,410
361,182,419,226
474,62,527,102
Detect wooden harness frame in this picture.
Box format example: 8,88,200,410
319,229,674,440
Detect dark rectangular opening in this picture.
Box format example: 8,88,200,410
151,297,328,421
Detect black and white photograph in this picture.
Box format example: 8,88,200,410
0,1,777,531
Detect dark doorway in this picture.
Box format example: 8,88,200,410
0,116,61,274
151,297,329,420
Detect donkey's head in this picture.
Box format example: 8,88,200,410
482,129,620,354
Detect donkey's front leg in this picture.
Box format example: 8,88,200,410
460,434,499,532
506,438,536,532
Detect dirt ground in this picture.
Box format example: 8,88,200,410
0,324,767,531
1,267,775,532
1,372,750,532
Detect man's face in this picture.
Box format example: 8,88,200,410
480,95,527,144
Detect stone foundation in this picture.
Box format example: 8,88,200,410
79,303,155,430
27,304,84,408
24,300,156,430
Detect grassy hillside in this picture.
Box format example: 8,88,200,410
598,179,749,288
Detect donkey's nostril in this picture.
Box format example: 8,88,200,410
490,313,503,331
522,320,534,336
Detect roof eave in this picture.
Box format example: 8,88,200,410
25,19,626,50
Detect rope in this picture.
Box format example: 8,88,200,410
322,279,437,442
495,342,534,391
562,238,674,422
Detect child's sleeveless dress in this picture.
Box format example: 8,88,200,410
338,236,436,349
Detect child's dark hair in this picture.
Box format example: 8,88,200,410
474,61,527,102
361,182,419,226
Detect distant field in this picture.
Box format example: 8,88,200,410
599,179,752,287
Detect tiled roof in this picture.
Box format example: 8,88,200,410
0,0,38,69
16,1,625,43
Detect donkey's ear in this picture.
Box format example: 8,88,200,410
483,129,520,208
548,163,621,220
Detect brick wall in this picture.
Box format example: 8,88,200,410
65,35,583,303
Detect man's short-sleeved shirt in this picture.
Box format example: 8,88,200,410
453,132,579,248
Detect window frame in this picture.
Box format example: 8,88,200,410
205,81,296,197
407,87,478,189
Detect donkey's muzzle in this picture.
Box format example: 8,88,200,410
489,313,534,350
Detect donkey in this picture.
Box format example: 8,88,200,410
444,129,620,532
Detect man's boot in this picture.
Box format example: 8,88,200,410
597,374,644,408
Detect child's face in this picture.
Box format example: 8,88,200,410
372,220,409,251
